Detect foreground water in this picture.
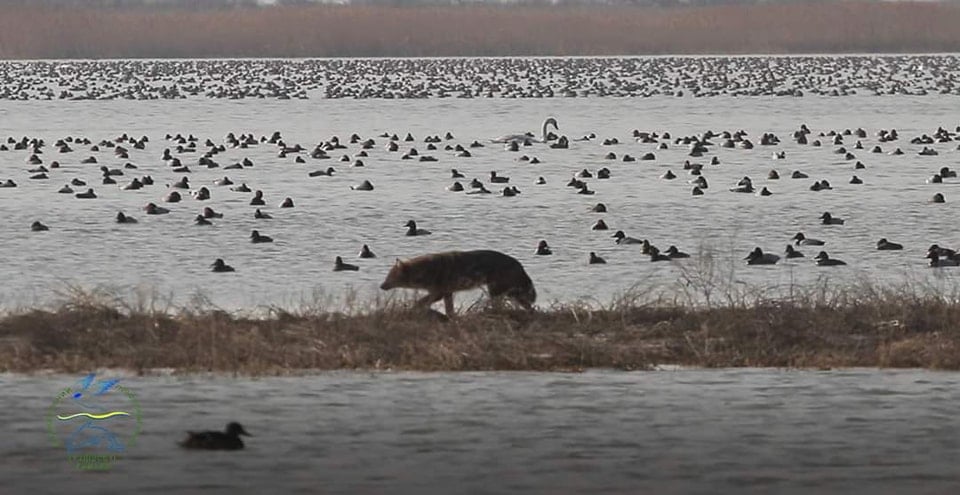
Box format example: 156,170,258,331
4,370,960,494
2,58,960,310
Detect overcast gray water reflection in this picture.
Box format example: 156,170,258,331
4,369,960,494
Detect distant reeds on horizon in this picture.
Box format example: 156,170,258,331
0,1,958,58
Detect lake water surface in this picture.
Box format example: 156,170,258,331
4,369,960,494
2,91,960,310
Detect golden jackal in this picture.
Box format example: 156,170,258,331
380,250,536,317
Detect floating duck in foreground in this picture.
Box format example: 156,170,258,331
179,422,251,450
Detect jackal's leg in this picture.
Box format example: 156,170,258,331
443,293,455,317
512,296,534,312
416,292,444,309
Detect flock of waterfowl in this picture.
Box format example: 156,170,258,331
4,112,960,279
2,55,960,100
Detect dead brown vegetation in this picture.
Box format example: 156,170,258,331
0,2,958,58
2,281,960,374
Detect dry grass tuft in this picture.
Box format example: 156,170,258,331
3,281,960,374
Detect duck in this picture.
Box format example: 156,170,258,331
688,176,708,189
930,193,946,203
144,202,170,215
250,190,265,205
451,169,465,178
928,244,958,260
122,178,143,190
876,238,904,250
193,187,211,201
358,244,376,258
591,219,608,230
729,180,754,193
792,232,825,246
466,184,492,194
333,256,359,272
814,251,847,266
231,183,252,192
250,230,273,243
641,239,655,255
254,209,272,219
351,180,374,191
405,220,431,236
648,246,673,262
202,207,223,219
588,252,607,264
612,230,643,245
816,180,832,190
447,181,464,192
591,203,607,213
116,212,138,224
489,171,510,183
745,247,780,265
194,215,212,226
179,422,250,450
820,212,845,225
210,259,235,272
279,197,294,208
308,167,336,177
75,188,97,199
784,245,804,258
664,245,690,258
535,240,552,255
31,221,49,232
928,251,960,267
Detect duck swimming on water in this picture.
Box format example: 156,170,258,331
612,230,642,245
250,230,273,243
876,238,903,250
814,251,846,266
820,212,845,225
333,256,359,272
179,422,251,450
792,232,825,246
536,240,552,255
405,220,431,236
211,258,235,272
745,247,779,265
358,244,376,258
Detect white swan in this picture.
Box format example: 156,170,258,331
493,117,558,143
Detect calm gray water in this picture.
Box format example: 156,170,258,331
4,370,960,494
2,58,960,311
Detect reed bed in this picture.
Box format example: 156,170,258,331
0,2,958,59
2,279,960,374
